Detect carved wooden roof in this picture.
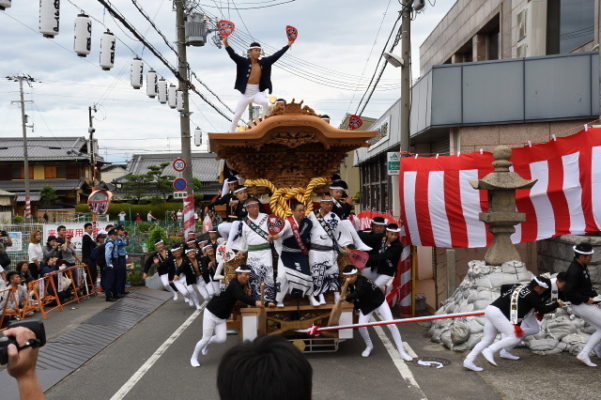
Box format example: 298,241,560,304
208,102,377,188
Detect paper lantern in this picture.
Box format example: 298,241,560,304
99,30,116,70
0,1,12,11
39,0,60,38
157,78,167,104
146,69,157,98
176,90,184,111
73,13,92,57
168,84,177,108
130,57,143,89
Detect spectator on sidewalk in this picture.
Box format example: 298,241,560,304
1,271,27,315
27,230,43,279
60,234,79,267
82,223,97,288
42,236,60,264
116,226,130,296
93,233,107,292
55,225,67,245
118,210,127,223
147,210,158,223
16,261,34,285
135,213,142,224
0,230,13,281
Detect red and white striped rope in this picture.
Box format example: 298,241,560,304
306,310,485,336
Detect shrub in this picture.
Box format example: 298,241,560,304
146,224,169,250
76,202,183,220
13,216,24,224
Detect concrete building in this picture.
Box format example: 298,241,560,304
356,0,599,311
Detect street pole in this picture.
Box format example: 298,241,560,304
18,78,32,220
400,0,411,155
88,105,97,186
175,0,195,236
7,75,35,220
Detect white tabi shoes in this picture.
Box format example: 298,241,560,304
309,296,321,307
318,294,326,305
499,349,520,360
577,352,598,367
482,348,497,366
399,351,413,362
361,345,373,358
463,359,483,372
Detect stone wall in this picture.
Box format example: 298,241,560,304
538,235,601,288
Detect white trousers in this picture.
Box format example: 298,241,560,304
196,277,215,300
159,274,177,294
466,305,521,361
191,309,227,361
230,84,269,131
358,300,409,357
506,310,540,350
571,303,601,355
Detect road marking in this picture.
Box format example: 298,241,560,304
373,318,427,400
109,307,203,400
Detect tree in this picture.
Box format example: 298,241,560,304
146,163,174,200
123,174,151,203
39,185,58,209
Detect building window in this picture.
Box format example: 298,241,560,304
360,153,392,212
11,166,34,179
44,166,67,179
547,0,594,54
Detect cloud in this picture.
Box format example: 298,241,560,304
0,0,456,163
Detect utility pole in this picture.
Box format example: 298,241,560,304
399,0,411,155
88,105,97,186
175,0,195,236
7,75,35,220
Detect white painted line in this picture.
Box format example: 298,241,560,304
110,308,203,400
373,316,427,400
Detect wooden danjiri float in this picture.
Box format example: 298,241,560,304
209,100,377,352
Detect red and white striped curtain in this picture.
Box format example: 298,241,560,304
400,127,601,248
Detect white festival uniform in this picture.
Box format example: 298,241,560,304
231,212,275,303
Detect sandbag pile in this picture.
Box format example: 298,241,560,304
428,259,601,355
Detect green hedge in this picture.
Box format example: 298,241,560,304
75,202,183,220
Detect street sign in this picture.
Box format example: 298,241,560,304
173,191,187,199
172,158,187,172
387,152,400,175
173,177,188,191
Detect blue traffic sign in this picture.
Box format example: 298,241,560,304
173,178,188,191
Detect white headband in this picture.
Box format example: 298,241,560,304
185,248,196,254
171,246,183,252
573,245,594,255
202,244,212,251
154,240,164,246
343,267,358,276
234,186,247,194
235,266,252,273
372,220,387,226
386,227,401,233
329,186,345,191
533,277,549,289
248,46,261,50
320,198,334,202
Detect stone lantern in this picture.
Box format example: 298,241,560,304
470,145,537,265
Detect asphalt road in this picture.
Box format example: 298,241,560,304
4,288,597,400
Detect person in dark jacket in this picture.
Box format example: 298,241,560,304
343,265,413,361
464,276,561,371
362,223,403,291
81,223,97,288
190,264,262,367
143,240,179,301
223,35,293,131
563,243,601,367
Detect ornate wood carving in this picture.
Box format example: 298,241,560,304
208,101,378,188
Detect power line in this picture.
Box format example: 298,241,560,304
130,0,179,57
197,0,296,10
96,0,233,121
354,9,403,115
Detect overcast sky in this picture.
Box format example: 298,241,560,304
0,0,455,164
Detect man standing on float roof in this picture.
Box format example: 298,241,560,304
223,34,294,132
